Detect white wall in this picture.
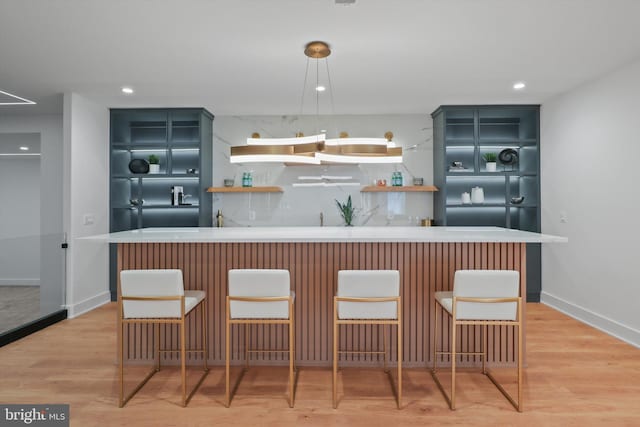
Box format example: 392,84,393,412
212,114,434,226
0,113,64,315
63,93,110,317
541,58,640,347
0,156,41,284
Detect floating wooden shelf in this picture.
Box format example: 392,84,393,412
206,186,283,193
361,185,438,193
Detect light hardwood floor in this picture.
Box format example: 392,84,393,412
1,303,639,426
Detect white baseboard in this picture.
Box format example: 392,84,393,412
541,291,640,348
66,291,111,318
0,279,40,286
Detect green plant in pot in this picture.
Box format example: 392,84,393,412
148,154,160,174
335,195,356,226
483,152,497,172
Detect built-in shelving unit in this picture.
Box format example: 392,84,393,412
361,185,438,193
110,108,213,231
432,105,541,301
109,108,214,299
206,186,283,193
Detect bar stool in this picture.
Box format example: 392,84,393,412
333,270,402,409
431,269,523,411
118,269,208,407
226,269,295,407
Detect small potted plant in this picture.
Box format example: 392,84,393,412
483,152,497,172
335,195,356,226
148,154,160,174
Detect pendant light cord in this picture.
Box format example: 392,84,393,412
315,57,320,134
325,57,336,136
299,45,335,137
299,57,310,117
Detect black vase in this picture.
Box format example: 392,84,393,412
128,158,150,174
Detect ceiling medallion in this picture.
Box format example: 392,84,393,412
229,41,402,165
304,41,331,59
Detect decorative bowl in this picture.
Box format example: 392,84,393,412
499,148,518,165
223,178,235,187
413,177,424,186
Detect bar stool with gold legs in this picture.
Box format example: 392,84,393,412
118,269,209,407
431,269,523,411
333,270,402,409
226,269,296,407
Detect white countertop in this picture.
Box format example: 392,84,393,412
83,227,567,243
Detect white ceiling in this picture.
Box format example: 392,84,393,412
1,0,640,116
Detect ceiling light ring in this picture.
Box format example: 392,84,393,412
229,41,403,165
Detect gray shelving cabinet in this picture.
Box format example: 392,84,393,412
109,108,214,299
432,105,541,301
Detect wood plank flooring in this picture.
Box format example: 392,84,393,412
1,303,639,426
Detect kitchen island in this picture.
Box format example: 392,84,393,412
89,226,565,367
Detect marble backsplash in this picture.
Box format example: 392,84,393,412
211,114,434,227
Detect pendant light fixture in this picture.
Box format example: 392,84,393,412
229,41,402,164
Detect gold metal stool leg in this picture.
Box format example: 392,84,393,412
289,315,295,408
451,318,456,410
333,299,338,409
397,311,402,409
383,325,388,373
155,324,161,372
180,318,187,407
225,302,231,408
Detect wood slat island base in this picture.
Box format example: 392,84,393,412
117,241,527,367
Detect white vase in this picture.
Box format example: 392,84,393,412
149,164,160,174
471,186,484,204
486,162,497,172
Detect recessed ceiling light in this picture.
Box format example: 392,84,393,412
121,87,134,94
513,82,526,90
19,146,29,151
315,86,326,92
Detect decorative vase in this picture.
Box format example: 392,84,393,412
149,164,160,174
486,162,497,172
128,158,149,174
471,186,484,204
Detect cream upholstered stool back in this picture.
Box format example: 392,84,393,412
450,269,519,320
121,269,205,318
118,269,208,407
228,269,292,319
432,269,523,411
225,269,296,407
337,270,399,319
333,270,402,409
